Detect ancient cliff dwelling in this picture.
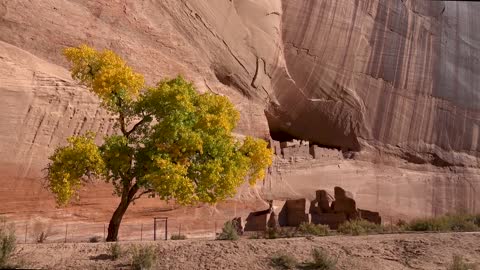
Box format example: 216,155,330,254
243,187,381,232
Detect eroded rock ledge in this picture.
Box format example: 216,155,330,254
0,0,479,221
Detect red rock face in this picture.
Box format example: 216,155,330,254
0,0,479,222
270,0,480,163
263,0,479,219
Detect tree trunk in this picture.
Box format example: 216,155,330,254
106,182,139,242
106,198,131,242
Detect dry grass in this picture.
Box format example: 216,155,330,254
0,219,17,269
129,245,158,270
447,255,478,270
107,242,122,261
301,248,337,270
270,253,298,269
170,234,187,240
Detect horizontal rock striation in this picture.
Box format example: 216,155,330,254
0,0,479,222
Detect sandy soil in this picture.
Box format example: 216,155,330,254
9,232,480,270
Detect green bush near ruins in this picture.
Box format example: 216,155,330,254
337,219,384,236
299,223,330,237
217,220,239,241
407,214,480,232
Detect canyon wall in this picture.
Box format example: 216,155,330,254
0,0,479,222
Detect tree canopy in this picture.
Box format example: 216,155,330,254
46,45,273,241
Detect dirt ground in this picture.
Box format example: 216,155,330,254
9,232,480,270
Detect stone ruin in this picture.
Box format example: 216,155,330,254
241,187,381,232
269,139,344,161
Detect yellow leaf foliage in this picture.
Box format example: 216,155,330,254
63,44,144,108
47,46,273,207
47,132,105,205
137,77,273,204
240,136,273,185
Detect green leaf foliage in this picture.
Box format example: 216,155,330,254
46,45,273,208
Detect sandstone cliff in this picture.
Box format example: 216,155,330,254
0,0,479,221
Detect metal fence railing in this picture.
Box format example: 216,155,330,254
2,218,228,244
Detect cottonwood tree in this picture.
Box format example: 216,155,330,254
46,45,273,241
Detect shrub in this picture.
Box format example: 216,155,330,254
248,232,263,239
449,218,478,232
447,255,477,270
470,214,480,227
108,242,122,261
279,227,298,238
407,215,480,232
89,236,102,243
217,221,239,241
265,227,278,239
407,218,443,231
396,219,408,227
270,253,298,269
265,227,299,239
337,219,382,236
299,223,330,236
33,221,51,243
130,245,158,270
0,223,16,268
302,248,337,270
170,234,187,240
37,232,48,243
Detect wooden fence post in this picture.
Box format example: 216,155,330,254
24,224,28,244
154,220,157,241
165,219,168,240
64,224,68,243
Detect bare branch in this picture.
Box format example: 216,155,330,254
126,115,151,137
132,189,154,202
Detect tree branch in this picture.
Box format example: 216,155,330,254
131,189,154,202
126,183,141,204
126,115,151,137
117,99,128,136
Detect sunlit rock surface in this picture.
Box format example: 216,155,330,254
0,0,478,223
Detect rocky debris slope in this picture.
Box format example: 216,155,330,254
0,0,479,222
11,233,480,270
